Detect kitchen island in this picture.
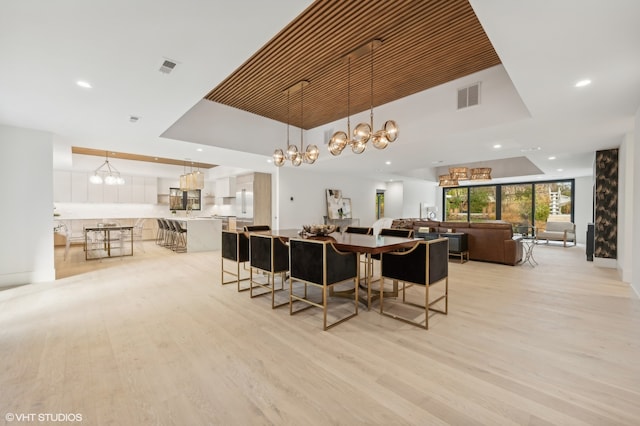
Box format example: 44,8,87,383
169,218,222,252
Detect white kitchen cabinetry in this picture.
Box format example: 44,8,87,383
103,183,118,203
71,172,88,202
131,176,145,203
118,176,133,203
215,177,236,198
144,177,158,204
53,170,71,202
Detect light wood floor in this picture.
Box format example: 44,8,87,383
1,241,639,425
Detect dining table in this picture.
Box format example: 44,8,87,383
248,229,419,309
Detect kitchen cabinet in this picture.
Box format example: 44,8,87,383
235,172,271,227
216,177,236,198
71,172,88,202
53,170,71,202
118,176,133,203
144,177,158,204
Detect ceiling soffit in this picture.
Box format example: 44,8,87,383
204,0,501,130
72,147,217,169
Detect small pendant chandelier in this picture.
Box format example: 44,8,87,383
273,80,318,167
328,39,398,156
89,151,125,185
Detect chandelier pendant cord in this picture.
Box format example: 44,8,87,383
370,40,374,129
347,56,351,136
300,82,304,151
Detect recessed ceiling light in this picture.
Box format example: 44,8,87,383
493,144,502,149
385,161,391,165
196,148,203,152
557,168,563,172
548,156,556,160
575,79,591,88
76,80,92,89
267,159,272,163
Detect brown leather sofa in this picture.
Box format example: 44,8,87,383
391,219,522,265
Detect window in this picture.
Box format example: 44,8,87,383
469,186,496,222
444,180,574,227
444,187,468,222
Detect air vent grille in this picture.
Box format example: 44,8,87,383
159,60,177,74
457,82,481,109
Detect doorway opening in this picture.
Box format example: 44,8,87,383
376,190,385,219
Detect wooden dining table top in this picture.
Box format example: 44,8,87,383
249,228,419,255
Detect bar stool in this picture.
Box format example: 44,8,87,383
156,219,166,245
170,219,187,252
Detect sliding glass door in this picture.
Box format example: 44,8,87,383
444,180,574,227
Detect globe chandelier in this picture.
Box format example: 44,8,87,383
328,39,398,156
273,80,319,167
89,151,125,185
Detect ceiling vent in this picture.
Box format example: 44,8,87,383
457,82,481,109
129,115,140,123
159,59,177,74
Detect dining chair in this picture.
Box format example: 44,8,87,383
244,225,271,232
379,238,449,330
249,234,290,308
131,218,146,253
221,230,251,291
289,238,359,330
369,228,415,277
344,226,373,235
343,226,373,277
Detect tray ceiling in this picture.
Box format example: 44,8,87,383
204,0,501,130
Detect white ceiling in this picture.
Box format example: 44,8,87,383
1,0,639,183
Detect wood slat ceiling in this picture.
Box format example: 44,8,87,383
204,0,501,130
72,147,217,169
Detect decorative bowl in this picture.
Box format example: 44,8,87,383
302,224,337,236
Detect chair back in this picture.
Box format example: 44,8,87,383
381,238,448,286
244,225,271,232
250,234,288,273
380,228,414,238
222,230,249,262
344,226,373,235
289,238,357,286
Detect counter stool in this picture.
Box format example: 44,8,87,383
170,219,187,252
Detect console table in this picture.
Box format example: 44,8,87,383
439,232,469,263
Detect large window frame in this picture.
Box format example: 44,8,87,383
442,179,575,228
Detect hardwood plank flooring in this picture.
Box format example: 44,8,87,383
1,241,639,425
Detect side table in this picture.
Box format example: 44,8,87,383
439,232,469,263
520,238,538,267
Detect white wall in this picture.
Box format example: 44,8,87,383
618,133,632,283
573,175,593,245
401,179,439,218
275,167,388,229
273,168,438,229
0,125,55,287
383,182,403,219
630,107,639,295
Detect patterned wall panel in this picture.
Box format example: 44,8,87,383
594,149,618,259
